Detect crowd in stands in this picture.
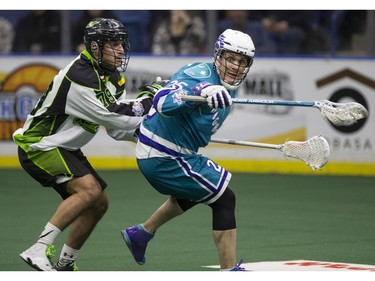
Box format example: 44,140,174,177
0,10,369,56
151,10,206,55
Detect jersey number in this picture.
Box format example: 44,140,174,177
96,89,115,108
207,160,222,173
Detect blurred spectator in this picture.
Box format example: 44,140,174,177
302,11,331,54
217,10,277,55
250,10,314,55
0,17,14,53
71,10,117,53
12,10,61,53
151,10,206,55
112,10,152,53
335,10,367,51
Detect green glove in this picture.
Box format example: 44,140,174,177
136,78,170,98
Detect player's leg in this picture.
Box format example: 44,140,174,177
52,190,108,271
62,191,109,249
209,188,237,270
143,196,185,233
212,229,237,269
52,152,109,271
121,196,199,265
52,175,109,271
49,174,106,232
121,155,232,266
121,196,186,265
18,147,107,271
140,195,199,233
18,147,63,271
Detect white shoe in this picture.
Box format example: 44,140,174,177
20,243,56,271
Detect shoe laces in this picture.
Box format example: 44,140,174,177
64,261,78,271
66,261,78,271
45,244,56,260
55,261,78,271
230,259,246,271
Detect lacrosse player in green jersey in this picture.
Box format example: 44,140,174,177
13,17,160,271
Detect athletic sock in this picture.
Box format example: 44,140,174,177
37,222,61,245
57,244,79,267
139,224,154,234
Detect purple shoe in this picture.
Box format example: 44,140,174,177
230,259,247,271
121,224,154,265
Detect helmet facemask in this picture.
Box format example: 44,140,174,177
213,29,255,91
84,18,131,75
96,38,130,74
214,50,253,91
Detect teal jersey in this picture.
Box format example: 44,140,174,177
136,62,236,159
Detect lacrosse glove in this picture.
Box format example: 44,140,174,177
136,77,170,99
191,81,232,109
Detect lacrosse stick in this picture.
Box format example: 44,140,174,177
182,96,368,126
210,135,330,170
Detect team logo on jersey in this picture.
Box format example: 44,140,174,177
172,90,188,105
118,75,125,86
132,100,145,116
183,63,211,79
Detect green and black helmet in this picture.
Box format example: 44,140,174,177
84,17,131,73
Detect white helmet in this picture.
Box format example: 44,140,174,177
214,29,255,91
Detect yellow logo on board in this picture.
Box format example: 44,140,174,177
0,64,59,141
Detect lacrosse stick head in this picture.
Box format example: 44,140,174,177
316,100,369,126
282,136,330,170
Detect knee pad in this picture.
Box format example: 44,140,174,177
209,188,236,230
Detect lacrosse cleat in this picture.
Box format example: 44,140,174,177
20,243,56,271
229,259,247,271
120,224,154,265
54,261,78,271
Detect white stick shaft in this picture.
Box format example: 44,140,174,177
210,137,280,150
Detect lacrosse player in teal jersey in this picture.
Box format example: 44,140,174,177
121,29,255,271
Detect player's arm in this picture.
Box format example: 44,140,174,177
65,84,146,131
154,79,232,116
105,78,169,141
106,127,139,143
107,96,153,117
107,77,169,116
153,79,199,116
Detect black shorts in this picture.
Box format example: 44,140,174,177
18,146,107,199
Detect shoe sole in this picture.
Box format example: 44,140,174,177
120,230,145,265
20,253,55,271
